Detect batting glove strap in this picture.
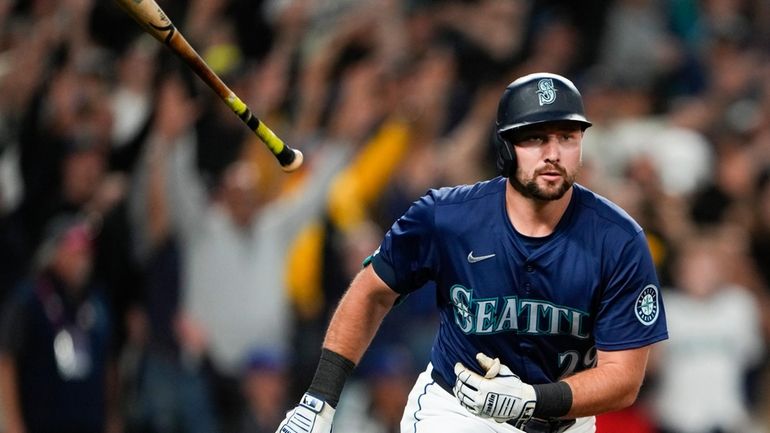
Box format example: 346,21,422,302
277,393,335,433
453,361,537,426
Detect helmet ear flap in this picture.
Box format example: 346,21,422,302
495,131,516,178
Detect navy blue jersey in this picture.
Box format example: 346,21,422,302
370,177,668,386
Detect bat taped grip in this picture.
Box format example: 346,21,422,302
225,95,298,168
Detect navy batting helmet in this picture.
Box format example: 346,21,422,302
495,72,592,177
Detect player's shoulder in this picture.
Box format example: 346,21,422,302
427,176,506,206
573,184,643,237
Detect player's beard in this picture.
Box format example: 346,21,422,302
509,163,578,201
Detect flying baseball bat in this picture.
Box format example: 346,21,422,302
115,0,303,172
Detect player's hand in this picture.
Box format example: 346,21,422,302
276,393,335,433
453,353,536,427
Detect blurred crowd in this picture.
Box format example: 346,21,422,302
1,0,770,432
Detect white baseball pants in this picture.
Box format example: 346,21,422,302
400,363,595,433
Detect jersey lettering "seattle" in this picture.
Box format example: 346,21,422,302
451,285,590,338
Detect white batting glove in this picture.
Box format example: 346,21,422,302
276,393,335,433
453,353,536,427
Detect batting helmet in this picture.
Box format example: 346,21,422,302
495,72,592,177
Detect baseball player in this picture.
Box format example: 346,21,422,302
276,72,668,433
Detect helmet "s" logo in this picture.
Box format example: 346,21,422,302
536,78,557,106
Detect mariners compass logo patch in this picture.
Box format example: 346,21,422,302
635,285,660,325
536,78,557,105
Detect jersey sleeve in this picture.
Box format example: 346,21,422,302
370,191,440,294
594,231,668,350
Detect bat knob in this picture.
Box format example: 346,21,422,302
281,149,304,172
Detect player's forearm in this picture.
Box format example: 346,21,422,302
562,364,639,417
322,266,399,363
305,266,398,407
561,347,650,418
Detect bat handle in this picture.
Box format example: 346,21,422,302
225,94,303,172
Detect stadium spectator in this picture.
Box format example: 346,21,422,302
651,234,766,433
0,215,121,433
234,349,290,433
132,72,341,431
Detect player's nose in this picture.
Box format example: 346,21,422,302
541,135,561,160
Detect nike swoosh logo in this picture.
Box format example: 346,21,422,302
467,251,496,263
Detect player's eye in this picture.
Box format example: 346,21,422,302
559,132,580,145
516,131,580,146
519,136,545,146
